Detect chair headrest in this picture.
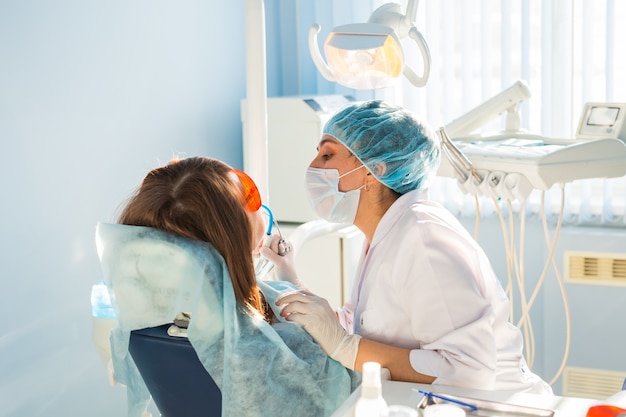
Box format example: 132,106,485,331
95,222,224,339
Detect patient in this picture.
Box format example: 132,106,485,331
118,156,275,322
97,156,360,417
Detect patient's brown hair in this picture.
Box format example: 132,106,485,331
118,156,267,320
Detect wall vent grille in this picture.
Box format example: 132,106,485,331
562,367,626,399
565,251,626,285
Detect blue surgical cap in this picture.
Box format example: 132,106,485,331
323,100,441,194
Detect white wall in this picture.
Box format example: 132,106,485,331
0,2,247,416
544,226,626,394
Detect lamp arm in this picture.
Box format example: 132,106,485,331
405,0,420,24
308,23,336,82
402,25,431,88
369,0,421,36
369,3,409,36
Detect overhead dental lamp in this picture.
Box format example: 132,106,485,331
309,0,431,89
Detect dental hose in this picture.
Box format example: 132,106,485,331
255,205,292,278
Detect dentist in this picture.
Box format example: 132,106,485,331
273,100,552,394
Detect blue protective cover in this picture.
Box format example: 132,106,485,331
95,223,360,417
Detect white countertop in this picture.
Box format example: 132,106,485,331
331,381,600,417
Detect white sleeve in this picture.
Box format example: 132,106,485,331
400,223,499,389
409,316,497,389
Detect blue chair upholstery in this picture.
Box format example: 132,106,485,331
129,324,222,417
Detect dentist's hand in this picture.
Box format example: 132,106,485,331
258,234,303,287
276,290,361,369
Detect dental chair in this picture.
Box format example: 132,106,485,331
96,222,359,417
128,324,222,417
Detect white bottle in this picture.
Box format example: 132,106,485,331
355,362,389,417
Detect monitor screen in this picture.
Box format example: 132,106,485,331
588,106,620,126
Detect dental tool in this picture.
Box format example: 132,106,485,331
255,204,292,278
438,127,482,183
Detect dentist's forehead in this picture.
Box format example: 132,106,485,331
317,135,349,152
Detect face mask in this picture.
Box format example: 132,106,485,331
305,165,365,224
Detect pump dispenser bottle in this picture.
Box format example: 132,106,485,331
355,362,389,417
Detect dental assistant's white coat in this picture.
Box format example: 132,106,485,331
338,188,552,394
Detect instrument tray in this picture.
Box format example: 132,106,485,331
416,392,555,416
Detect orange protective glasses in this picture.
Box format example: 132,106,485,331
232,168,262,212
